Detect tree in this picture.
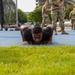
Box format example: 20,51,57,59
27,12,35,22
27,6,42,24
18,9,27,23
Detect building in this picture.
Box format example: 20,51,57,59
36,0,45,7
2,0,16,24
38,0,46,6
3,0,16,14
25,12,29,16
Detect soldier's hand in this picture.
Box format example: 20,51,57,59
23,41,29,45
47,41,52,44
58,4,63,8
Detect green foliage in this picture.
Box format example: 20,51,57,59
0,46,75,75
27,6,52,24
28,5,75,23
27,6,42,24
18,9,27,23
27,12,35,22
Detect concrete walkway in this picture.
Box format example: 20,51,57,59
0,29,75,47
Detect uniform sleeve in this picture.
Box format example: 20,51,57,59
69,11,72,19
61,0,65,11
46,0,49,3
46,0,52,4
42,6,45,16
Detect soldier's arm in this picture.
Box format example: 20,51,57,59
50,1,62,10
42,6,45,15
46,8,51,12
46,0,51,3
58,0,64,8
23,41,29,45
69,12,72,19
47,36,52,44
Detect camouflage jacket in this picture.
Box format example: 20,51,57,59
42,5,49,17
47,0,64,10
69,10,75,20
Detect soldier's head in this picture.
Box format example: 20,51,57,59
32,24,43,43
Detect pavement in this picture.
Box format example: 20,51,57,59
0,27,75,47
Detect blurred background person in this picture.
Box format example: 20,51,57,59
69,7,75,30
41,1,50,28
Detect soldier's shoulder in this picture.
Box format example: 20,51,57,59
42,5,46,9
42,5,45,7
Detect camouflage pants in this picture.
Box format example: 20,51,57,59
51,9,64,30
71,19,75,30
42,16,50,27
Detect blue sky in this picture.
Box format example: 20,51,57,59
17,0,36,12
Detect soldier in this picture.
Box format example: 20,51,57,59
69,7,75,30
20,24,53,45
41,1,50,28
47,0,69,35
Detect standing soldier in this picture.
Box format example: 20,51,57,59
69,7,75,30
47,0,69,35
41,1,50,28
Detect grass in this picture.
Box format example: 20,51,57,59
0,46,75,75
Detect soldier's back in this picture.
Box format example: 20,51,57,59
70,10,75,19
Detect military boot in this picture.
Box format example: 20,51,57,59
61,30,69,34
58,29,61,32
71,25,73,30
54,27,57,35
54,31,57,35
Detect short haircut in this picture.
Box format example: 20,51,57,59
32,24,42,34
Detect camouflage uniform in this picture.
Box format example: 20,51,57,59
69,8,75,30
41,4,50,28
47,0,68,34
